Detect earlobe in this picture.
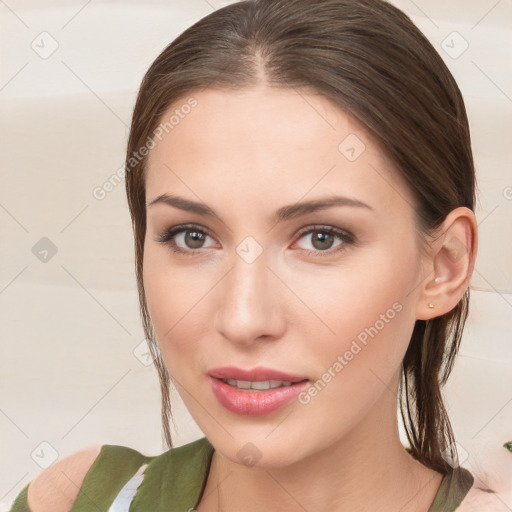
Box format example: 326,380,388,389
416,207,478,320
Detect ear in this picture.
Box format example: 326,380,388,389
416,207,478,320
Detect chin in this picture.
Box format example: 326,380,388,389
206,428,312,469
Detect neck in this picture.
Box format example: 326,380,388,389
198,376,444,512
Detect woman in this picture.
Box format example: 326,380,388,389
9,0,504,510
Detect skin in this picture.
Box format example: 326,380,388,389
143,86,477,512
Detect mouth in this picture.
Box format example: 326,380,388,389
207,366,311,416
216,377,309,391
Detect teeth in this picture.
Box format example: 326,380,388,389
223,379,293,390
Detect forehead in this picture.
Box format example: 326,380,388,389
145,87,414,215
148,86,367,162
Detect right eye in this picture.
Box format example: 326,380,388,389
156,224,217,256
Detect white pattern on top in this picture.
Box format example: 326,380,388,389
107,463,148,512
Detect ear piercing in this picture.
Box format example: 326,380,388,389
430,276,443,308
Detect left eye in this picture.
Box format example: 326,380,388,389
294,226,354,255
156,224,354,257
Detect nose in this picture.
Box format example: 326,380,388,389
214,247,287,346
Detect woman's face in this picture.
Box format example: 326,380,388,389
143,86,427,466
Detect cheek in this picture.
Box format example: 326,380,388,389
293,252,420,440
307,242,421,378
142,242,212,374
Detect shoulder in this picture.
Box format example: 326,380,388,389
457,484,509,512
22,437,214,512
26,445,103,512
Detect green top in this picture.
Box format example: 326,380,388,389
9,436,474,512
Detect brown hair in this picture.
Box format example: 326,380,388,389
125,0,475,475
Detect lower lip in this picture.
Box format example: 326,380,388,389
209,377,309,416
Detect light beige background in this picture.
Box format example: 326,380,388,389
1,0,511,508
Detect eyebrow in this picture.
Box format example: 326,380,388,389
146,193,373,222
147,194,373,222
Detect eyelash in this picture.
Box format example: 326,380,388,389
156,223,356,258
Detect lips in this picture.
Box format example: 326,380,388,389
208,366,309,383
208,374,310,416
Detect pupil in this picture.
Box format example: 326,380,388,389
186,231,204,248
313,231,333,250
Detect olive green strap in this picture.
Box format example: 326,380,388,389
130,436,215,512
427,466,474,512
70,444,152,512
8,483,30,512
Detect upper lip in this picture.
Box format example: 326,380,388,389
208,366,309,382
